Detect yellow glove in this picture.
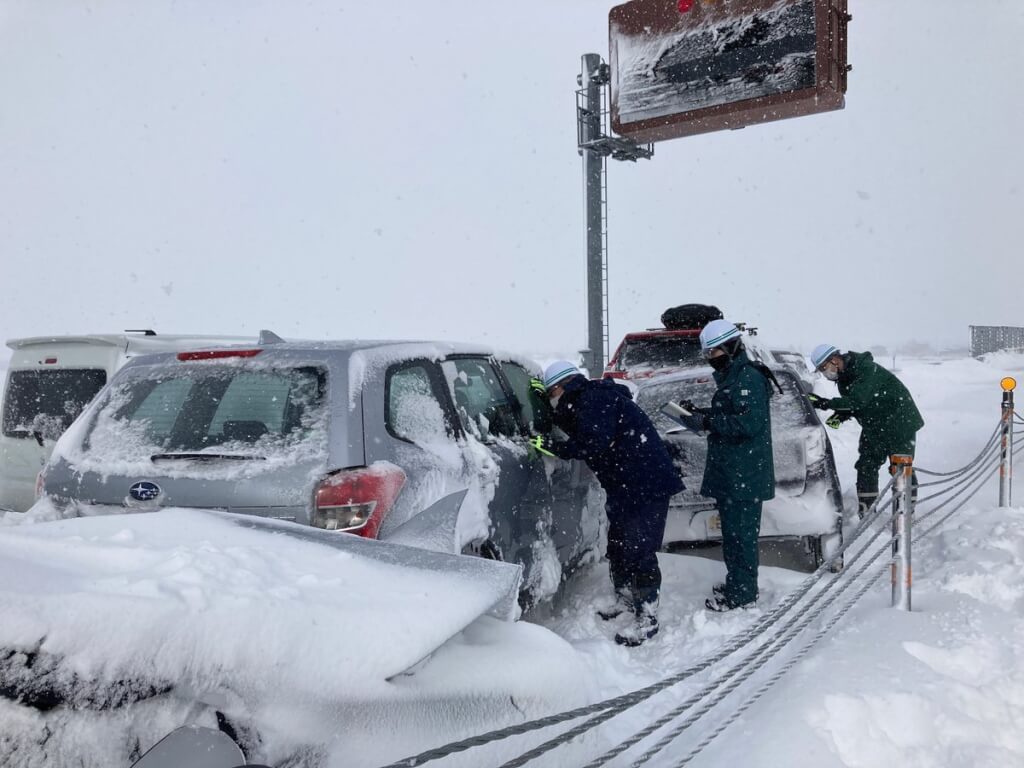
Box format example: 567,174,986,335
528,434,556,457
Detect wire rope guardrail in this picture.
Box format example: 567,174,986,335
581,522,897,768
914,438,1002,506
915,422,1001,481
492,488,897,768
382,482,895,768
666,563,888,768
382,390,1013,768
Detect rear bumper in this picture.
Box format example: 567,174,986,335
663,473,842,544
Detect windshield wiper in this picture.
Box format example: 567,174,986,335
150,453,266,462
9,428,45,447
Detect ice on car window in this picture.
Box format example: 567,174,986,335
387,365,449,443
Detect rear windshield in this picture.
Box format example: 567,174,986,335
81,365,327,459
636,368,815,432
636,377,717,432
617,337,704,371
2,369,107,439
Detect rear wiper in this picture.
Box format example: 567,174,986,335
150,453,266,462
9,428,44,447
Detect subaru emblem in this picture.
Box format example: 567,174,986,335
128,481,162,502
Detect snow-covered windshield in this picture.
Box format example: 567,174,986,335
637,368,816,434
81,364,326,457
618,336,704,371
636,376,716,431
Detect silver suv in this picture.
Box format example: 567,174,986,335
37,339,600,605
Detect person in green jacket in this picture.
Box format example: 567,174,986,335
808,345,924,514
674,320,776,612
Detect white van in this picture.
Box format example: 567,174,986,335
0,331,253,512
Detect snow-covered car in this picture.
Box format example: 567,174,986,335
633,365,844,567
33,338,601,606
0,509,596,768
0,331,254,513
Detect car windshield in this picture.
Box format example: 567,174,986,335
82,364,327,457
2,368,107,440
618,336,705,370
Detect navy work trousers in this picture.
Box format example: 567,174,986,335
605,495,670,606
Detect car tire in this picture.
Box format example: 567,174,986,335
463,537,503,561
808,532,844,573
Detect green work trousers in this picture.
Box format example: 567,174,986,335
855,434,918,512
718,498,763,607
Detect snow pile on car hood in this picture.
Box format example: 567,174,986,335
0,509,522,698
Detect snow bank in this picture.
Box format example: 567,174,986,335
0,508,599,767
0,509,522,692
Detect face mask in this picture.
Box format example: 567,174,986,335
822,369,839,382
708,354,730,372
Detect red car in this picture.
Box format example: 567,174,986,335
605,328,720,380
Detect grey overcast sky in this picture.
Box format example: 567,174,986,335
1,0,1021,363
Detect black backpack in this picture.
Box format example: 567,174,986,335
661,304,724,330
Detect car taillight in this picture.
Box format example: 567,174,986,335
313,464,406,538
176,349,263,361
604,370,628,379
35,470,46,500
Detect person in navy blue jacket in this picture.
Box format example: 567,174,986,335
531,360,684,646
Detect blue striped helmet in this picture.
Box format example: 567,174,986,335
810,344,841,371
699,319,742,352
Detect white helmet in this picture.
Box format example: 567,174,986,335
543,360,582,389
810,344,841,371
699,319,742,352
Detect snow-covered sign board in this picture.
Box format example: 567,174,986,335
609,0,849,143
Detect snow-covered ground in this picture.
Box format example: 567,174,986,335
0,352,1022,767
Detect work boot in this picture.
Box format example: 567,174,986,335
615,598,659,647
704,594,755,613
596,589,631,621
856,492,877,518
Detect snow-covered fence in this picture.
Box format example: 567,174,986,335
382,405,1015,768
970,325,1024,357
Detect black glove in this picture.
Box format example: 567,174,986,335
808,394,832,411
678,398,710,415
679,412,710,433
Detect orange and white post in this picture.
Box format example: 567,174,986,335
890,454,913,611
999,377,1016,508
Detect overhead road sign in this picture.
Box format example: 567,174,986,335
609,0,850,143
